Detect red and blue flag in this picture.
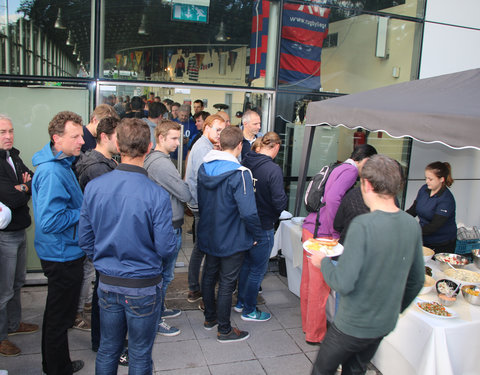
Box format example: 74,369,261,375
249,0,270,81
279,4,330,89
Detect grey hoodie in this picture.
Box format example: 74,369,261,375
144,150,193,228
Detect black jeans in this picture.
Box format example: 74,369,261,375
188,211,205,292
312,323,383,375
202,251,245,334
41,256,84,375
91,270,100,351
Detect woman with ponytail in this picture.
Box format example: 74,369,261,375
407,161,457,253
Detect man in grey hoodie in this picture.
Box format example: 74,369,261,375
144,120,193,337
184,114,227,303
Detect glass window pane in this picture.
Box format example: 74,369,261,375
279,2,423,93
101,0,267,88
1,1,92,77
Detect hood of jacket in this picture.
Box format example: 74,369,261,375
241,151,273,171
32,142,76,168
76,149,114,176
201,150,253,192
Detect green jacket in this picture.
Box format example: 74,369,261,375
321,209,424,339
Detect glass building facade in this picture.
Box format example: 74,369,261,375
0,0,426,269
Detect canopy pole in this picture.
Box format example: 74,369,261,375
294,125,315,216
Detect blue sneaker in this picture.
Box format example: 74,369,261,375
233,302,243,313
162,308,182,319
157,319,181,336
241,309,271,322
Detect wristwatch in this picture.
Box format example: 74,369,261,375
20,184,27,192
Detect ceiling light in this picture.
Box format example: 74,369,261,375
138,14,149,35
66,31,73,46
54,8,66,29
215,21,227,42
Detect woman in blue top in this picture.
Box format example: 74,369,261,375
407,161,456,254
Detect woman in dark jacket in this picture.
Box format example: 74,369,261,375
236,132,288,321
407,161,456,253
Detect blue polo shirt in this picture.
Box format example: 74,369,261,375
170,118,198,160
415,184,456,245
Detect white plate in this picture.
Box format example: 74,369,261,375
303,238,344,257
415,298,458,319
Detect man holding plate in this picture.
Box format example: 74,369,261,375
309,155,424,375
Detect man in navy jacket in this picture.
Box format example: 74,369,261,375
79,118,176,374
197,126,262,343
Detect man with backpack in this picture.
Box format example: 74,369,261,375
301,144,377,345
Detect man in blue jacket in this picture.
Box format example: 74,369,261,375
79,118,176,374
32,111,86,374
198,126,263,343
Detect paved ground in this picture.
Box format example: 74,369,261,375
2,216,381,374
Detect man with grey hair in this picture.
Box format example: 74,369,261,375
0,114,37,357
309,154,424,375
241,110,262,159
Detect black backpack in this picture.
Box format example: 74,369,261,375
304,163,342,238
304,163,341,212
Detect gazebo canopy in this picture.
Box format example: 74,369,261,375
305,68,480,150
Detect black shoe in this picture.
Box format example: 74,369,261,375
72,360,84,373
217,328,249,343
203,320,218,330
306,340,321,346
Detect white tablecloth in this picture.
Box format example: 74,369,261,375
271,219,303,267
372,260,480,375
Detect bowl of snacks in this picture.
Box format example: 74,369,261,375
423,246,435,263
419,275,436,295
461,285,480,306
436,279,459,306
472,249,480,270
434,253,470,272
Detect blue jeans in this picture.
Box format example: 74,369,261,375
237,229,274,315
96,287,162,375
0,229,26,340
160,227,182,316
312,323,383,375
202,251,245,334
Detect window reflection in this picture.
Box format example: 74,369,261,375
1,0,91,77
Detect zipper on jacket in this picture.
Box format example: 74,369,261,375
73,225,76,240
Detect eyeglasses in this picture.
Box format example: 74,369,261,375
210,126,223,134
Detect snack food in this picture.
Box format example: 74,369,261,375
465,287,480,297
444,269,480,283
303,238,342,257
425,266,432,276
417,301,452,317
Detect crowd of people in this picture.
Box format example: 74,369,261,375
0,97,285,373
0,94,458,374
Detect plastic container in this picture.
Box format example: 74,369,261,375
455,239,480,255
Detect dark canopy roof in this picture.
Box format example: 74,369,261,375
305,68,480,150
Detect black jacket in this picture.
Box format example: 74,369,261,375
76,149,117,191
241,151,288,230
0,147,33,231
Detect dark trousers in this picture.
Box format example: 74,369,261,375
188,211,205,292
41,256,84,375
91,270,100,351
312,323,383,375
202,251,245,334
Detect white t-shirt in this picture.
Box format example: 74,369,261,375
0,202,12,229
